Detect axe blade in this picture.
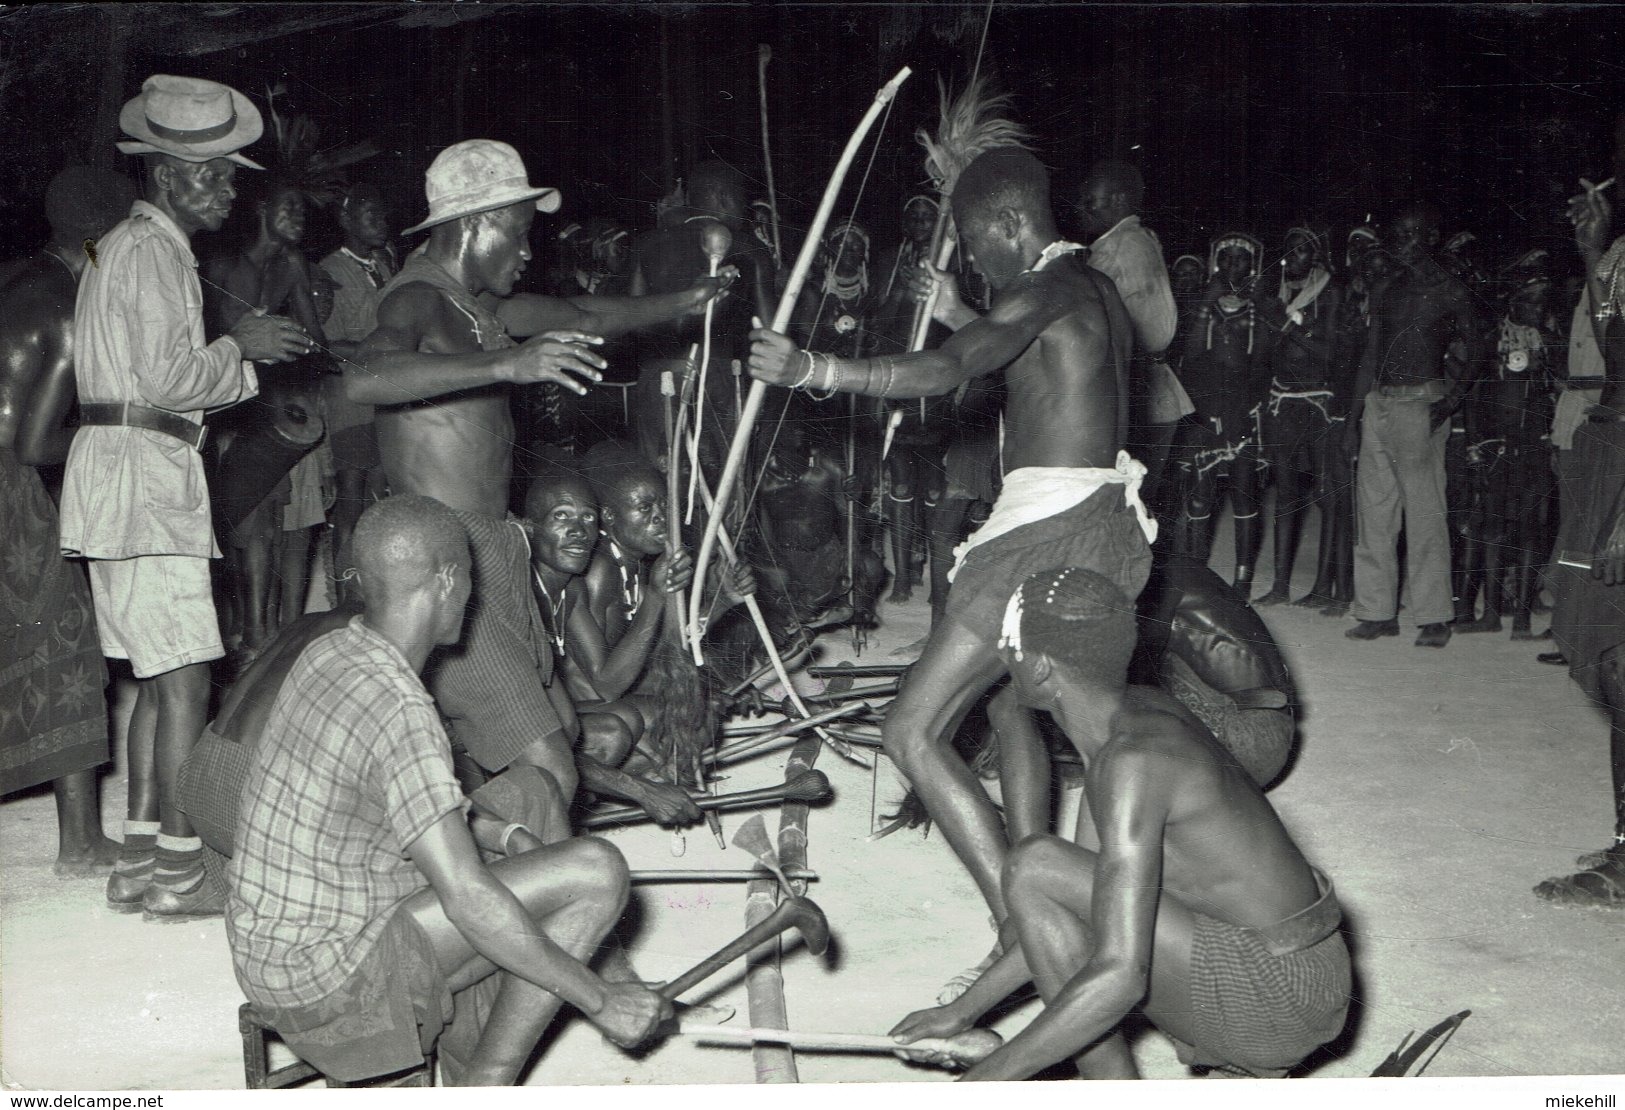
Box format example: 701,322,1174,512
730,813,792,893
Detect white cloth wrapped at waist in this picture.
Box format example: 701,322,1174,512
949,450,1158,582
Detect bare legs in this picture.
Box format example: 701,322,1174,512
51,768,118,877
124,662,210,835
1001,835,1199,1079
403,837,629,1085
880,621,1011,917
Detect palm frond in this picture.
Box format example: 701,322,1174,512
917,75,1032,199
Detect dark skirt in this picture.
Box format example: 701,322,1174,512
0,446,109,794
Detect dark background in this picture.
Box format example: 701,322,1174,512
3,2,1622,272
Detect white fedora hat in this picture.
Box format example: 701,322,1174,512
402,140,562,236
117,75,264,169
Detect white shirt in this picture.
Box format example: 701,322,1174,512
60,200,258,559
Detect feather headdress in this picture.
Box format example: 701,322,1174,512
261,83,380,207
917,75,1032,201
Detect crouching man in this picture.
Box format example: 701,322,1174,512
891,567,1350,1080
226,495,668,1085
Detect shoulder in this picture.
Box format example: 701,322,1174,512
377,280,451,324
1095,692,1213,790
0,256,73,316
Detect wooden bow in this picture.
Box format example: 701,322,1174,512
688,64,911,646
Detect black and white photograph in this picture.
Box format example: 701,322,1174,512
0,1,1622,1097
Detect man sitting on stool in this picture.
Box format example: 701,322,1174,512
226,495,668,1085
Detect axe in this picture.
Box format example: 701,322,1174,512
582,770,831,829
657,895,830,1001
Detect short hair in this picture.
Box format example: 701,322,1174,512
350,495,468,606
952,147,1052,231
581,438,660,506
1000,567,1138,689
1087,160,1145,211
45,165,138,241
525,463,597,521
341,182,388,217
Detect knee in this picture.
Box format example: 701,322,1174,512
986,686,1028,729
1002,834,1070,901
516,735,579,805
579,714,634,767
880,711,932,767
567,835,631,910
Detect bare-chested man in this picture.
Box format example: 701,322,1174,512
889,568,1350,1080
1345,203,1478,649
748,147,1153,940
522,467,703,828
351,140,724,804
0,166,136,876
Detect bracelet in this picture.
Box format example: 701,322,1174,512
812,355,843,402
500,822,533,856
790,349,816,391
878,356,896,398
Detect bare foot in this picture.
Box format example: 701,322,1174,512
53,834,121,879
1319,598,1350,618
1454,615,1502,634
888,582,913,605
1254,586,1292,607
937,938,1002,1005
1292,590,1332,610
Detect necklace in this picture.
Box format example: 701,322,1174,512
1024,240,1085,275
606,536,642,621
42,246,77,281
531,569,569,659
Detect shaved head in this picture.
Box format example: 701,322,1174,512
351,494,469,609
526,465,597,520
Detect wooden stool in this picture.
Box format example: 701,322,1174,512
238,1002,434,1088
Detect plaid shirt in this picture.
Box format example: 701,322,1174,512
226,617,467,1010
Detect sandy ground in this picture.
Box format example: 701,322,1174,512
3,508,1624,1089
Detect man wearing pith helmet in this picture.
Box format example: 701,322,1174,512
352,139,726,815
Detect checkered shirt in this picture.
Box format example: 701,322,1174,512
226,617,468,1010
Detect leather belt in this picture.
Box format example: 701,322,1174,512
80,402,207,451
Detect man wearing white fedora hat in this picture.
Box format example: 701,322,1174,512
350,139,726,805
59,74,313,920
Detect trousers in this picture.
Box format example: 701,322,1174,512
1351,391,1454,626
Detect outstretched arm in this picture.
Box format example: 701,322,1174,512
349,284,605,405
493,280,723,340
749,279,1060,399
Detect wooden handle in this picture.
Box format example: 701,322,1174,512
658,897,815,1000
681,1024,1002,1068
582,771,830,829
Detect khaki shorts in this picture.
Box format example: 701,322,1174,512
86,554,223,678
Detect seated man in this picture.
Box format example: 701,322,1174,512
524,466,702,827
892,567,1350,1081
226,495,669,1085
578,443,754,789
